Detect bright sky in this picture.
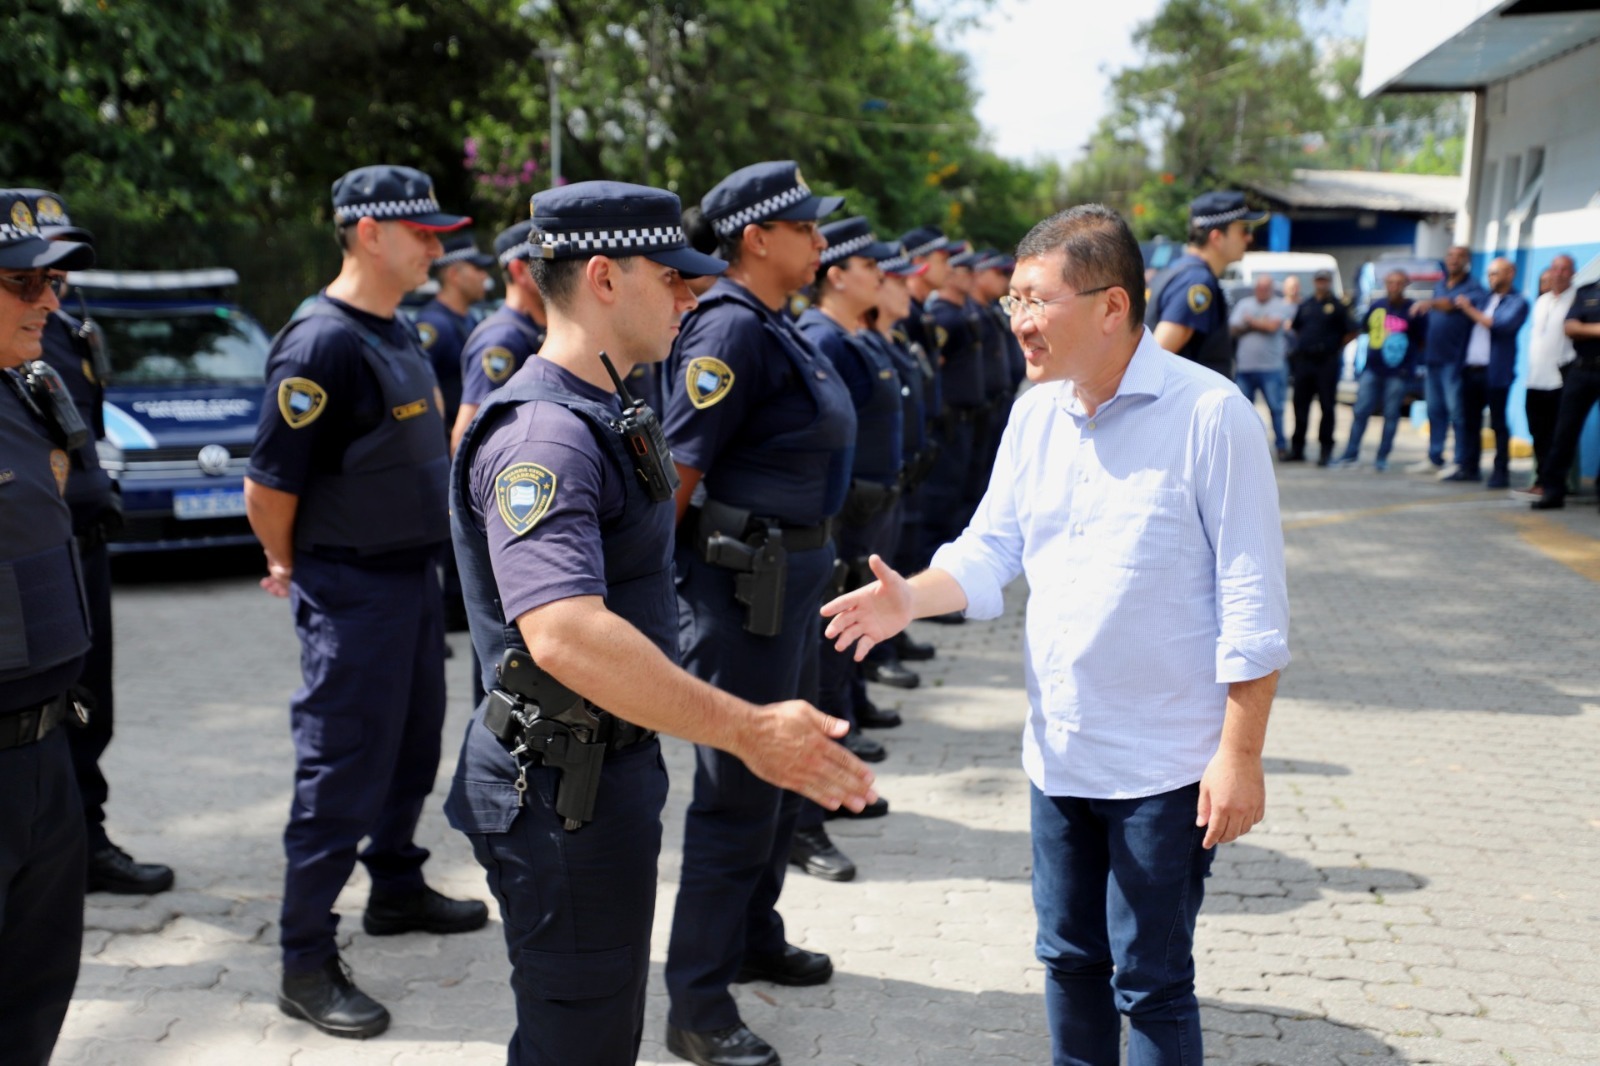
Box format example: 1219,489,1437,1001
956,0,1371,166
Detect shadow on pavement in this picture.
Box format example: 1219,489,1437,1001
1205,841,1427,916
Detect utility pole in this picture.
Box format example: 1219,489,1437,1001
533,46,564,186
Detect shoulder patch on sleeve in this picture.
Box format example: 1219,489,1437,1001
277,377,328,428
685,356,735,410
1186,283,1212,314
494,462,558,537
417,321,438,350
482,346,515,384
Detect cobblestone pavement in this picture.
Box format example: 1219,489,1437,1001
56,411,1600,1065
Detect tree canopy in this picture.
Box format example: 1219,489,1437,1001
1065,0,1466,238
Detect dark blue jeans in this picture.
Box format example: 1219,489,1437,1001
1425,362,1463,466
1342,370,1408,462
1031,782,1213,1066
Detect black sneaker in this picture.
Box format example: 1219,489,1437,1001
665,1022,780,1066
841,726,886,763
789,827,856,882
279,956,390,1040
861,660,920,689
362,885,489,936
825,796,889,820
893,632,936,661
855,700,902,729
87,844,175,895
735,944,833,986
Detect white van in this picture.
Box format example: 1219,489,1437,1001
1219,252,1344,306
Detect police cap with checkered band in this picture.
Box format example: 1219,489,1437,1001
17,189,92,244
0,189,93,271
700,161,844,240
331,164,471,232
819,217,896,268
529,181,728,279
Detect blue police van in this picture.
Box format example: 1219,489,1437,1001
68,269,271,552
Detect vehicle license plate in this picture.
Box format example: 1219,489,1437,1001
172,487,247,520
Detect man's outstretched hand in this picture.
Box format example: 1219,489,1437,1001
738,702,878,813
820,554,913,662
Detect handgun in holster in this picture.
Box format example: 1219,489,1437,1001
699,503,788,637
481,650,607,831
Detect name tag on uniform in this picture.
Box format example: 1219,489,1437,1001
392,398,429,421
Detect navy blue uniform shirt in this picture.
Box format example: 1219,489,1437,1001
460,306,545,409
1566,281,1600,362
1151,253,1227,340
1423,276,1489,367
1291,294,1353,357
247,294,423,495
465,357,626,624
415,297,473,421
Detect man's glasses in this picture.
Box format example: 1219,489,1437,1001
0,271,69,304
999,286,1111,321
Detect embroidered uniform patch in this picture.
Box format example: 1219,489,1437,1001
277,377,327,428
482,346,514,384
685,356,735,410
495,462,557,537
1186,284,1211,314
392,398,429,421
417,322,438,350
49,449,69,496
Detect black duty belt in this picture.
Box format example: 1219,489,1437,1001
690,501,835,552
1570,354,1600,372
605,717,657,752
0,694,73,752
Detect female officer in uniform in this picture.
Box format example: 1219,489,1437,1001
789,217,902,882
660,160,855,1066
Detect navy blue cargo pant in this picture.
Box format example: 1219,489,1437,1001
280,554,446,973
0,726,85,1066
665,540,835,1032
65,536,115,853
469,738,669,1065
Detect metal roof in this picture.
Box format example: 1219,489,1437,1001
1246,169,1464,216
1363,1,1600,96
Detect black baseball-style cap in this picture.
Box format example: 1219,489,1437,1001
701,161,845,239
529,181,729,279
331,164,471,232
0,190,94,271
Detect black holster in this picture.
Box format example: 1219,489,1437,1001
697,500,788,637
840,479,897,527
482,651,607,831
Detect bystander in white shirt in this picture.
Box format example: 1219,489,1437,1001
1527,286,1577,390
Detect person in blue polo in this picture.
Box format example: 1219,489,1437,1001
23,189,176,897
660,160,858,1066
448,180,874,1066
416,232,494,430
1408,244,1488,476
0,187,97,1066
244,164,489,1040
449,220,548,454
1147,191,1267,377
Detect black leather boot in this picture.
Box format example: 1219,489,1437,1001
278,956,390,1039
363,885,489,936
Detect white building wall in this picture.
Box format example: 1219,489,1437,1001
1469,37,1600,265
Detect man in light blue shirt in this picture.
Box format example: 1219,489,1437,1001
823,204,1289,1066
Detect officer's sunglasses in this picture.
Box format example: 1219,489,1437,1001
0,271,69,304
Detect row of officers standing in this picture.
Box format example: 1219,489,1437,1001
0,166,1266,1066
235,162,1029,1066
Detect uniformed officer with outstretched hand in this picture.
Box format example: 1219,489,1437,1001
0,187,97,1066
244,164,489,1041
446,179,875,1066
